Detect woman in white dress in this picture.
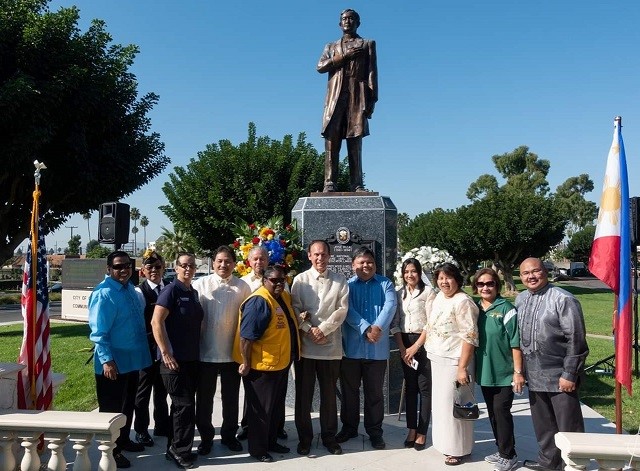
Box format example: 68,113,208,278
408,262,478,466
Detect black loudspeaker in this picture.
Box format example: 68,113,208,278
631,197,640,248
98,202,130,245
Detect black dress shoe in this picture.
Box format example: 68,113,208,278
296,443,310,455
253,453,274,463
277,428,288,440
523,460,556,471
269,443,290,454
414,441,426,451
113,452,131,469
197,440,213,456
335,429,358,443
221,438,243,452
135,432,154,447
370,436,386,450
165,447,194,469
121,441,145,452
324,442,342,455
236,427,248,440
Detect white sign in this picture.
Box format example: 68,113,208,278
61,289,91,321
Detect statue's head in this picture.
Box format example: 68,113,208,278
339,9,360,32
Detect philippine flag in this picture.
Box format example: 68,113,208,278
588,117,632,394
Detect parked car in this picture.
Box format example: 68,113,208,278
568,261,589,277
48,282,62,293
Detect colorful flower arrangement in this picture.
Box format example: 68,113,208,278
394,246,457,287
231,216,304,278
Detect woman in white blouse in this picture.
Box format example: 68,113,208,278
391,258,435,451
407,262,478,465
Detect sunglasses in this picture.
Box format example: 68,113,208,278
111,263,132,270
267,277,286,285
145,264,163,271
177,263,196,270
475,281,496,288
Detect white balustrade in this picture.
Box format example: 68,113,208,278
0,410,125,471
555,431,640,471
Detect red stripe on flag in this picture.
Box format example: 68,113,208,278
616,298,633,393
588,236,620,292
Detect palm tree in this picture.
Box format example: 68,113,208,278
140,215,149,249
130,207,141,255
155,226,198,262
81,212,92,241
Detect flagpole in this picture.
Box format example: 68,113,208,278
29,162,45,408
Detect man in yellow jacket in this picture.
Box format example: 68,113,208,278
233,265,300,463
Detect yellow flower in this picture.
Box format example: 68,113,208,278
240,243,253,259
285,254,294,266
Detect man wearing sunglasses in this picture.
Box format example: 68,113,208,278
89,251,152,468
133,251,170,446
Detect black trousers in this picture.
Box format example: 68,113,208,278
399,333,431,434
294,357,340,446
481,385,516,459
134,359,170,434
339,358,387,439
196,361,241,442
243,366,290,457
95,370,139,451
161,361,199,458
529,390,584,470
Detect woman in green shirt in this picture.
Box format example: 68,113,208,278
474,268,525,471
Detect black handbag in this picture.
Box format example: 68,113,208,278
453,381,480,420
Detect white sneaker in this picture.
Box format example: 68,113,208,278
494,456,518,471
485,452,501,464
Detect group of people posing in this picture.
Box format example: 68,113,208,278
88,243,588,471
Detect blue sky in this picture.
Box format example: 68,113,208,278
41,0,640,253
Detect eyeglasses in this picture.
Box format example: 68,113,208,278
267,277,286,285
111,263,132,270
521,268,544,277
177,263,196,270
475,281,496,288
145,264,163,271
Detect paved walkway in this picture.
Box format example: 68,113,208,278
63,381,617,471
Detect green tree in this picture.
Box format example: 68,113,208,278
162,123,338,252
139,215,149,248
64,234,81,255
554,175,597,235
155,226,199,262
130,207,140,255
86,240,111,258
564,225,596,263
0,0,169,264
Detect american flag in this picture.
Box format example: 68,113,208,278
17,224,53,410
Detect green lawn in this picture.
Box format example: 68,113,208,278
0,277,638,433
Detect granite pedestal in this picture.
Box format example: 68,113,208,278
291,193,397,279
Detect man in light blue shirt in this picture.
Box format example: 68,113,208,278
89,251,151,468
336,247,396,450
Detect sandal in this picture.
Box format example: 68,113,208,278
444,455,464,466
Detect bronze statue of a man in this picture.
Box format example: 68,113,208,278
317,9,378,193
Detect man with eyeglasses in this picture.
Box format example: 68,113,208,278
133,251,170,446
192,246,250,455
516,258,588,471
89,251,152,468
233,265,300,463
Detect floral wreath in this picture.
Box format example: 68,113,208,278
394,246,457,287
231,216,304,279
